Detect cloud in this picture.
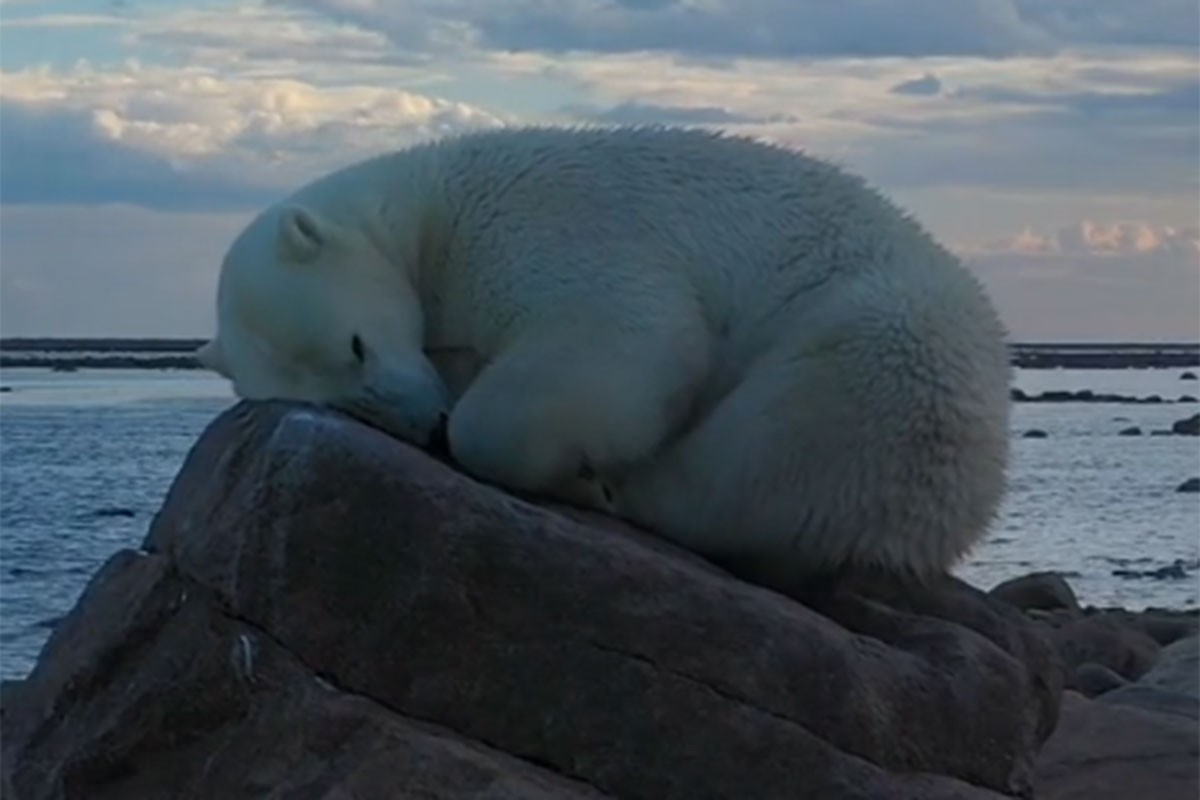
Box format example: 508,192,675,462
960,219,1200,341
0,101,278,210
564,100,793,126
836,75,1200,194
278,0,1197,61
890,73,942,96
950,80,1200,119
1012,0,1200,48
0,60,506,209
973,221,1200,258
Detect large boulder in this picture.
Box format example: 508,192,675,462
2,401,1062,799
1098,636,1199,720
990,572,1081,614
1038,613,1162,685
1035,691,1199,800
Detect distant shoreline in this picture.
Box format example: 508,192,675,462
0,338,1198,370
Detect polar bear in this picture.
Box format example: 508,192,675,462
197,126,1011,586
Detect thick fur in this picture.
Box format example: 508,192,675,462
199,126,1011,582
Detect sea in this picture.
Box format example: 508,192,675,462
1,366,1198,680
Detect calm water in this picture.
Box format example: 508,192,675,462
2,367,1198,679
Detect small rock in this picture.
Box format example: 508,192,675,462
0,386,11,393
1072,662,1128,698
1111,560,1194,579
1150,429,1173,436
990,571,1080,614
1043,614,1161,681
1023,429,1049,439
1180,395,1198,403
1134,636,1199,696
1125,610,1200,646
1182,371,1198,380
89,507,136,518
1141,394,1163,404
1176,477,1200,494
1146,561,1190,580
1117,426,1142,436
1171,413,1199,435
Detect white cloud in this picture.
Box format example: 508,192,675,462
961,220,1200,341
0,58,507,207
972,221,1200,258
275,0,1198,60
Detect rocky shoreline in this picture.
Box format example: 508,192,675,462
2,401,1196,798
2,340,1197,373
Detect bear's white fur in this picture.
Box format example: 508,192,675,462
199,126,1011,583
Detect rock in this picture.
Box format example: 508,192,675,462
1034,691,1198,800
1171,413,1199,435
1023,429,1049,438
1176,477,1200,493
1148,561,1190,580
1100,636,1200,721
88,507,136,518
1131,610,1200,646
1117,426,1142,436
1038,614,1160,684
1180,395,1198,403
0,681,22,715
1,401,1056,800
0,553,608,800
1135,636,1199,695
1071,663,1127,698
1112,561,1196,580
1182,371,1198,380
1099,685,1199,720
1088,608,1199,646
1016,390,1187,405
990,572,1081,614
0,386,11,393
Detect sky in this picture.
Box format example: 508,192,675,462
0,0,1197,341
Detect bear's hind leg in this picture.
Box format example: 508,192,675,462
612,342,1002,589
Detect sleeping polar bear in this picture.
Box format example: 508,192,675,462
197,126,1011,586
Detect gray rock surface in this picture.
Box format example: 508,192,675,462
1036,691,1199,800
990,572,1080,614
1,401,1059,799
1099,636,1199,720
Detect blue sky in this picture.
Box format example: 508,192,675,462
1,0,1197,340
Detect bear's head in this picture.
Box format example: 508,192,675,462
196,203,449,446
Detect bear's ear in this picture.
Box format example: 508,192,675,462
195,338,232,378
277,205,326,263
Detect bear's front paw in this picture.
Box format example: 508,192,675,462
556,463,617,513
